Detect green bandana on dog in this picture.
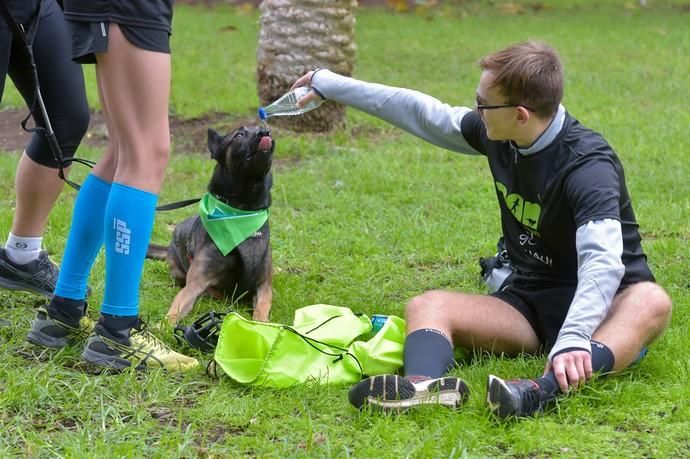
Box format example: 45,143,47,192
199,193,268,256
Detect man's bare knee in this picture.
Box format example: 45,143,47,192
604,282,673,346
641,282,673,332
405,290,460,327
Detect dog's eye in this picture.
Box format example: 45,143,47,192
234,132,245,139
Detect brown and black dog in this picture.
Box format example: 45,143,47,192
147,126,274,324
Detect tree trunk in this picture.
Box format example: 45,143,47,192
257,0,357,132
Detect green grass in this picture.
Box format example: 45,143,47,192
1,2,689,457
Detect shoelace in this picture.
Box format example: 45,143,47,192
519,382,545,415
36,253,57,278
132,322,173,353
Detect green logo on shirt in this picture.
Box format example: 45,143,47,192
495,181,541,231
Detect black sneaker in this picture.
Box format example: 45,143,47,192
487,374,556,419
348,374,469,411
0,248,58,297
81,318,198,372
26,306,94,349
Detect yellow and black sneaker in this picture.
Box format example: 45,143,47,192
26,306,94,349
81,318,199,372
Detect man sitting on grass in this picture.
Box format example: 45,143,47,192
291,41,672,418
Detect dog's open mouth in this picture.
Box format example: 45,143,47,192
258,136,272,152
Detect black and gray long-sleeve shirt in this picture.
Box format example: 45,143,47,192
311,69,654,359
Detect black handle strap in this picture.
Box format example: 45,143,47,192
282,325,364,376
155,197,201,212
0,0,94,191
2,0,206,207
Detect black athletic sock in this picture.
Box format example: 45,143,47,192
536,371,559,395
99,313,139,340
403,328,455,379
537,341,616,393
47,295,86,324
590,340,615,373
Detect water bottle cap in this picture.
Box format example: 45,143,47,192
258,107,267,120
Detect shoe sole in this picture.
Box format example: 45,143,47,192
486,374,519,419
349,375,468,411
0,278,52,298
81,346,136,371
26,329,69,349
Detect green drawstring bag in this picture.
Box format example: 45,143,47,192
213,304,405,388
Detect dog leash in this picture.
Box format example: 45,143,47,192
157,190,268,212
0,0,95,191
1,1,217,213
155,197,201,212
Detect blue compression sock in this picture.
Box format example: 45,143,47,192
54,174,112,300
101,183,158,317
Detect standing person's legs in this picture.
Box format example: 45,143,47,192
77,24,196,371
48,76,119,307
0,0,89,296
349,290,539,410
94,22,169,320
26,46,119,349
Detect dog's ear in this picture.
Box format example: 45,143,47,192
207,128,223,159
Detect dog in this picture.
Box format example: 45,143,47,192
147,126,274,324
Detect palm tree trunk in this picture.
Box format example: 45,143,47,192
257,0,357,132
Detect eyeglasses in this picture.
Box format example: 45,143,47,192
475,96,535,112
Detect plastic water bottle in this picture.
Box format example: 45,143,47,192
258,86,324,121
370,314,389,334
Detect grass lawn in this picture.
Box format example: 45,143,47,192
1,1,688,457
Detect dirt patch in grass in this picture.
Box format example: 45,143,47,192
1,108,397,165
0,108,258,156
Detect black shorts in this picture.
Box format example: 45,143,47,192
68,21,170,64
490,273,577,351
491,272,641,351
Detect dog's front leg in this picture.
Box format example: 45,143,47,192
167,262,212,325
252,279,273,322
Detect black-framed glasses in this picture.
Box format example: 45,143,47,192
475,96,535,112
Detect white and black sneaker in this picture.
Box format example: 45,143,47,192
348,374,469,411
0,248,58,297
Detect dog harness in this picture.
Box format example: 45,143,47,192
199,193,268,256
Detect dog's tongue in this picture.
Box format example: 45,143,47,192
258,136,272,151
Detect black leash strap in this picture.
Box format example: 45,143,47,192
2,0,199,211
0,0,94,191
155,197,201,212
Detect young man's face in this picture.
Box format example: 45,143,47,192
475,70,526,141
